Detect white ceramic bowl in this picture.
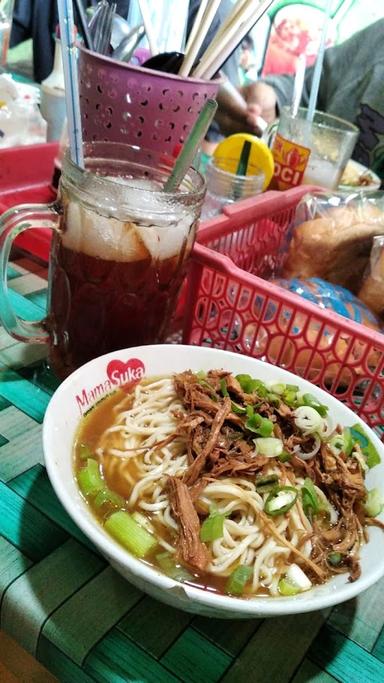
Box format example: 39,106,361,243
43,345,384,618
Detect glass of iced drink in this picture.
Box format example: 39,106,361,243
265,107,358,191
0,142,205,378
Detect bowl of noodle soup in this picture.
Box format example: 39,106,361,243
43,345,384,618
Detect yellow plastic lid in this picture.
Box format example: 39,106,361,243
213,133,274,190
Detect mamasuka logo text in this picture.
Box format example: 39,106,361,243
75,358,145,414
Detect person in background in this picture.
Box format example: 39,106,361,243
216,19,384,180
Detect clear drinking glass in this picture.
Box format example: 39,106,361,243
0,0,14,67
201,157,264,220
0,142,205,378
265,106,359,191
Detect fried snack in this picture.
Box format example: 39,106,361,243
358,236,384,318
283,204,384,293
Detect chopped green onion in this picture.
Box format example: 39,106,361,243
343,427,354,456
328,434,346,457
104,511,157,558
267,392,281,406
226,565,253,595
254,437,283,458
245,408,274,437
79,443,94,460
156,552,193,582
278,450,292,463
294,406,323,434
264,486,298,516
200,513,225,542
286,384,299,392
350,424,381,468
282,389,298,407
278,577,300,596
327,552,343,566
255,474,279,493
219,378,229,397
197,378,218,399
301,478,321,517
235,375,268,397
302,393,328,417
196,370,206,380
268,383,286,395
279,564,312,595
231,400,247,415
364,488,384,517
94,488,125,509
77,458,104,497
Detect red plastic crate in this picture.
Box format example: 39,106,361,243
184,187,384,438
0,142,58,262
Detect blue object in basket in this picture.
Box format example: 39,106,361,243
272,277,382,331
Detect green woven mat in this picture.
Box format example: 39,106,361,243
1,258,384,683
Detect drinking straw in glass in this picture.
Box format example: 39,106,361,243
307,0,332,123
164,99,218,192
57,0,84,168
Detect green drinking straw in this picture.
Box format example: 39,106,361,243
163,98,218,192
235,140,252,176
233,140,252,201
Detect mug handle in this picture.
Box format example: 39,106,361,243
0,203,61,343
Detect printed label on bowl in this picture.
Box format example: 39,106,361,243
75,357,146,414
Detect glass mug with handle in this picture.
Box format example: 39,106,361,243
0,142,206,378
262,106,359,191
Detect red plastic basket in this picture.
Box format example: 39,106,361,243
0,142,58,262
184,187,384,438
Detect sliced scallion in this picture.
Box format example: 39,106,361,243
302,393,328,417
254,437,283,458
77,458,104,497
94,488,125,509
255,474,279,493
301,477,321,517
245,409,274,437
350,424,381,468
264,486,298,516
327,552,343,566
220,378,229,397
364,488,384,517
294,406,323,434
200,513,225,542
156,552,193,582
279,564,312,595
104,511,157,558
225,565,253,595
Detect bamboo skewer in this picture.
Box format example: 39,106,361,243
194,0,275,81
179,0,222,77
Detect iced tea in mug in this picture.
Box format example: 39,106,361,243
0,142,206,378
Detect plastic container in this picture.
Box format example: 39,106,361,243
201,157,264,220
78,46,221,155
0,142,58,261
184,186,384,437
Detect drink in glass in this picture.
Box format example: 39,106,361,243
0,142,205,378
